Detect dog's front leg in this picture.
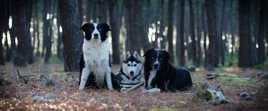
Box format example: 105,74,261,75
106,68,114,90
79,67,90,90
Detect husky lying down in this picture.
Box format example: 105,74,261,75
114,51,144,92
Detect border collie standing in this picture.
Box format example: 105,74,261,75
144,49,192,92
79,23,113,90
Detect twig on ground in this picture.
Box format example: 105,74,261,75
17,70,28,84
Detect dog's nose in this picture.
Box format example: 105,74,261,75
130,71,134,76
153,64,159,69
93,34,98,39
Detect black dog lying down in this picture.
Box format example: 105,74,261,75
144,49,192,92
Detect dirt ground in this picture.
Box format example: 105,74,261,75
0,62,267,111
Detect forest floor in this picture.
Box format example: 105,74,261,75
0,62,268,111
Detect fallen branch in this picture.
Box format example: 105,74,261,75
17,70,28,84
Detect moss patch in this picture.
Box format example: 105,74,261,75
216,73,255,87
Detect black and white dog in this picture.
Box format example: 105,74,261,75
117,51,143,91
144,49,192,92
79,23,113,90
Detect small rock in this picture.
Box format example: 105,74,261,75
46,79,55,86
251,90,258,95
30,93,40,97
258,72,268,79
66,77,73,83
45,93,57,99
187,66,196,72
32,96,46,102
240,92,252,100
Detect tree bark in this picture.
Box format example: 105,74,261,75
196,0,202,66
124,0,141,53
109,0,120,64
256,0,265,64
58,0,82,71
189,0,197,65
44,0,52,63
205,0,219,69
0,0,9,64
0,35,4,65
167,0,175,63
176,0,185,66
159,0,166,49
238,0,252,67
13,0,33,66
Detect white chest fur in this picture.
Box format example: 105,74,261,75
83,40,110,69
148,70,157,89
79,39,113,90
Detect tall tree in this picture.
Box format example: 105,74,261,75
176,0,185,66
219,0,226,65
167,0,175,63
13,0,33,66
205,0,219,68
159,0,166,49
0,0,9,65
44,0,53,63
189,0,197,65
109,0,120,64
256,0,265,64
238,0,252,67
125,0,141,53
196,0,202,66
138,0,150,52
58,0,82,71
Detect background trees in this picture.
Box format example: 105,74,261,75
0,0,267,71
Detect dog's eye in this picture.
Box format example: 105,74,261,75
134,64,136,66
128,64,130,66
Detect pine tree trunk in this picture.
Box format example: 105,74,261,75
58,0,82,71
167,0,175,63
238,0,252,67
43,0,52,63
205,0,219,69
196,1,202,66
109,0,120,64
0,34,4,65
256,0,265,64
177,0,185,66
13,0,33,66
159,0,166,49
189,0,197,65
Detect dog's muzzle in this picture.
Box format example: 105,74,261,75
152,62,160,70
93,34,98,39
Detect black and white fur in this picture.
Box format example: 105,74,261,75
144,49,192,92
120,51,143,82
119,51,143,87
79,23,113,90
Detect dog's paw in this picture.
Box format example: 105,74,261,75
142,88,161,93
79,85,85,90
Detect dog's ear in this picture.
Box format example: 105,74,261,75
133,51,138,58
126,51,131,58
162,50,170,60
81,23,93,33
133,51,142,60
99,23,111,32
144,48,154,57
